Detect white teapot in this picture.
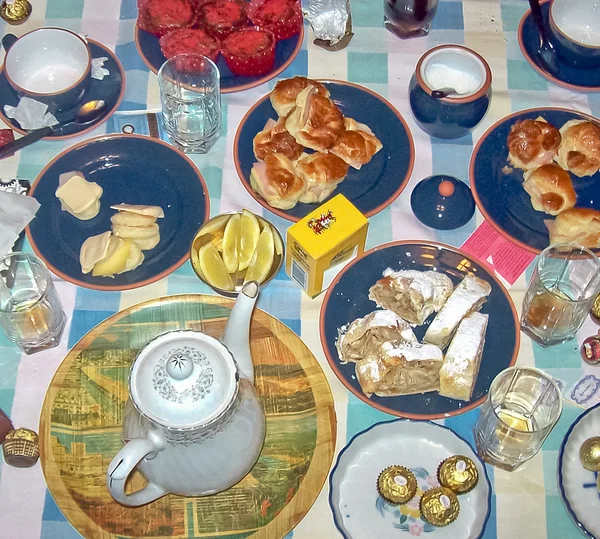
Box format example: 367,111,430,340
106,282,265,506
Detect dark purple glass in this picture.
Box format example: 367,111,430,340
384,0,439,38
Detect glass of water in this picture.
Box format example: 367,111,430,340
474,367,562,471
158,54,221,154
0,253,66,355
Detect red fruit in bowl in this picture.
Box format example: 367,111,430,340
140,0,196,36
160,28,220,62
201,0,248,41
248,0,302,41
221,27,276,76
0,129,15,158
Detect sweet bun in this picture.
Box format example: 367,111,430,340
330,117,383,170
270,76,330,117
545,208,600,248
554,120,600,177
296,153,349,203
112,223,160,239
522,164,577,216
507,118,561,171
253,117,304,161
134,235,161,251
110,212,157,227
250,153,306,209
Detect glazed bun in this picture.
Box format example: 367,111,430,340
507,118,561,171
250,153,306,210
554,120,600,177
270,76,330,118
522,164,576,216
545,208,600,248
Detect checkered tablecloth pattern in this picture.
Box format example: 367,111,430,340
0,0,597,537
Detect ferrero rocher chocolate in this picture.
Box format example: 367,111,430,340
580,437,600,471
419,487,460,527
377,465,417,505
437,455,479,494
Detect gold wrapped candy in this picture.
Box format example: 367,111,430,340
2,428,39,467
437,455,479,494
0,0,32,24
377,465,417,505
419,487,460,527
580,437,600,471
591,293,600,324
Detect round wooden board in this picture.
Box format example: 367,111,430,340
40,295,337,539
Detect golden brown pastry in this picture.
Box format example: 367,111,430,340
507,118,561,171
253,117,304,162
250,153,306,210
270,76,330,117
522,163,577,216
295,152,349,203
545,208,600,248
555,120,600,177
330,118,383,170
285,86,345,153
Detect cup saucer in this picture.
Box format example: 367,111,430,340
0,39,125,140
518,1,600,92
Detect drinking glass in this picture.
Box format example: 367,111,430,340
384,0,439,39
521,243,600,347
0,253,65,354
474,367,562,471
158,54,221,154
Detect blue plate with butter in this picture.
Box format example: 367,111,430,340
26,134,210,291
319,240,520,420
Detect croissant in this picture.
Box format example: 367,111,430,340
522,163,576,216
554,119,600,177
270,76,330,118
545,207,600,248
330,118,383,170
507,118,561,171
296,152,349,204
253,117,304,161
250,153,306,210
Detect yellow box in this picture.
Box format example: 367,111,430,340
286,194,368,298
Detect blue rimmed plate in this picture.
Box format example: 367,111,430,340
470,107,600,254
134,24,303,94
26,134,210,291
234,80,415,222
319,240,519,419
518,2,600,92
329,419,492,539
0,39,125,140
558,403,600,538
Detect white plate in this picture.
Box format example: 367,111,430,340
558,402,600,538
329,419,491,539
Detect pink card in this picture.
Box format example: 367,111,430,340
461,220,536,287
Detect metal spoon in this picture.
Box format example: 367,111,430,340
0,100,106,159
431,87,459,99
527,0,560,76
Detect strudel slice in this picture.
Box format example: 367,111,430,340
439,312,489,401
368,269,454,325
423,275,491,349
336,310,417,364
355,340,443,398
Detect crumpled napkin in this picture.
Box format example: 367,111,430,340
92,57,110,80
0,190,40,258
4,97,58,131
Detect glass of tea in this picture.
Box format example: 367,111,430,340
384,0,439,39
474,367,562,471
521,243,600,347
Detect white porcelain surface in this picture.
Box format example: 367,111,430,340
330,420,491,539
420,47,486,97
551,0,600,46
5,28,90,93
559,403,600,537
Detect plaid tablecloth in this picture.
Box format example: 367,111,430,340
0,0,597,537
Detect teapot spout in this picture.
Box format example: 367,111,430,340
221,281,259,383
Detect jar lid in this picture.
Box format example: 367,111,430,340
129,330,238,429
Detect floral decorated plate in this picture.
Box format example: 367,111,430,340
329,419,491,539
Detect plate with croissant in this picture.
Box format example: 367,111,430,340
319,240,519,420
234,77,415,221
470,108,600,253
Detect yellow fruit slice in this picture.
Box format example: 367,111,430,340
244,225,275,284
198,242,234,291
271,225,284,256
92,238,131,277
222,214,241,273
238,210,261,271
197,214,231,236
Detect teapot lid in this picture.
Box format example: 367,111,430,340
129,330,238,429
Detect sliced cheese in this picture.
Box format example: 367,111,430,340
110,204,164,218
80,231,112,274
55,173,103,220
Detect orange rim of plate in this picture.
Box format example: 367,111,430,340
26,134,210,291
319,239,521,421
233,79,416,222
0,39,127,140
134,22,304,94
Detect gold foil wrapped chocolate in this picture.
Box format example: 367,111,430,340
2,428,39,467
591,293,600,324
377,465,417,505
580,437,600,471
437,455,479,494
419,487,460,527
0,0,32,24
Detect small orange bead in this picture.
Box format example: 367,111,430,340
438,180,455,197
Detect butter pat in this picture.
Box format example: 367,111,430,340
55,171,103,220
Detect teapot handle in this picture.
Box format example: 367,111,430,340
106,438,168,507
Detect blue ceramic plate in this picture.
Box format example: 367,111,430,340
518,2,600,92
135,24,303,94
0,40,125,140
319,241,519,420
26,135,210,291
470,107,600,254
234,80,415,222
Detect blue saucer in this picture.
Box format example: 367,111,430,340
411,175,475,230
26,135,210,291
518,2,600,92
0,40,125,140
135,24,303,94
